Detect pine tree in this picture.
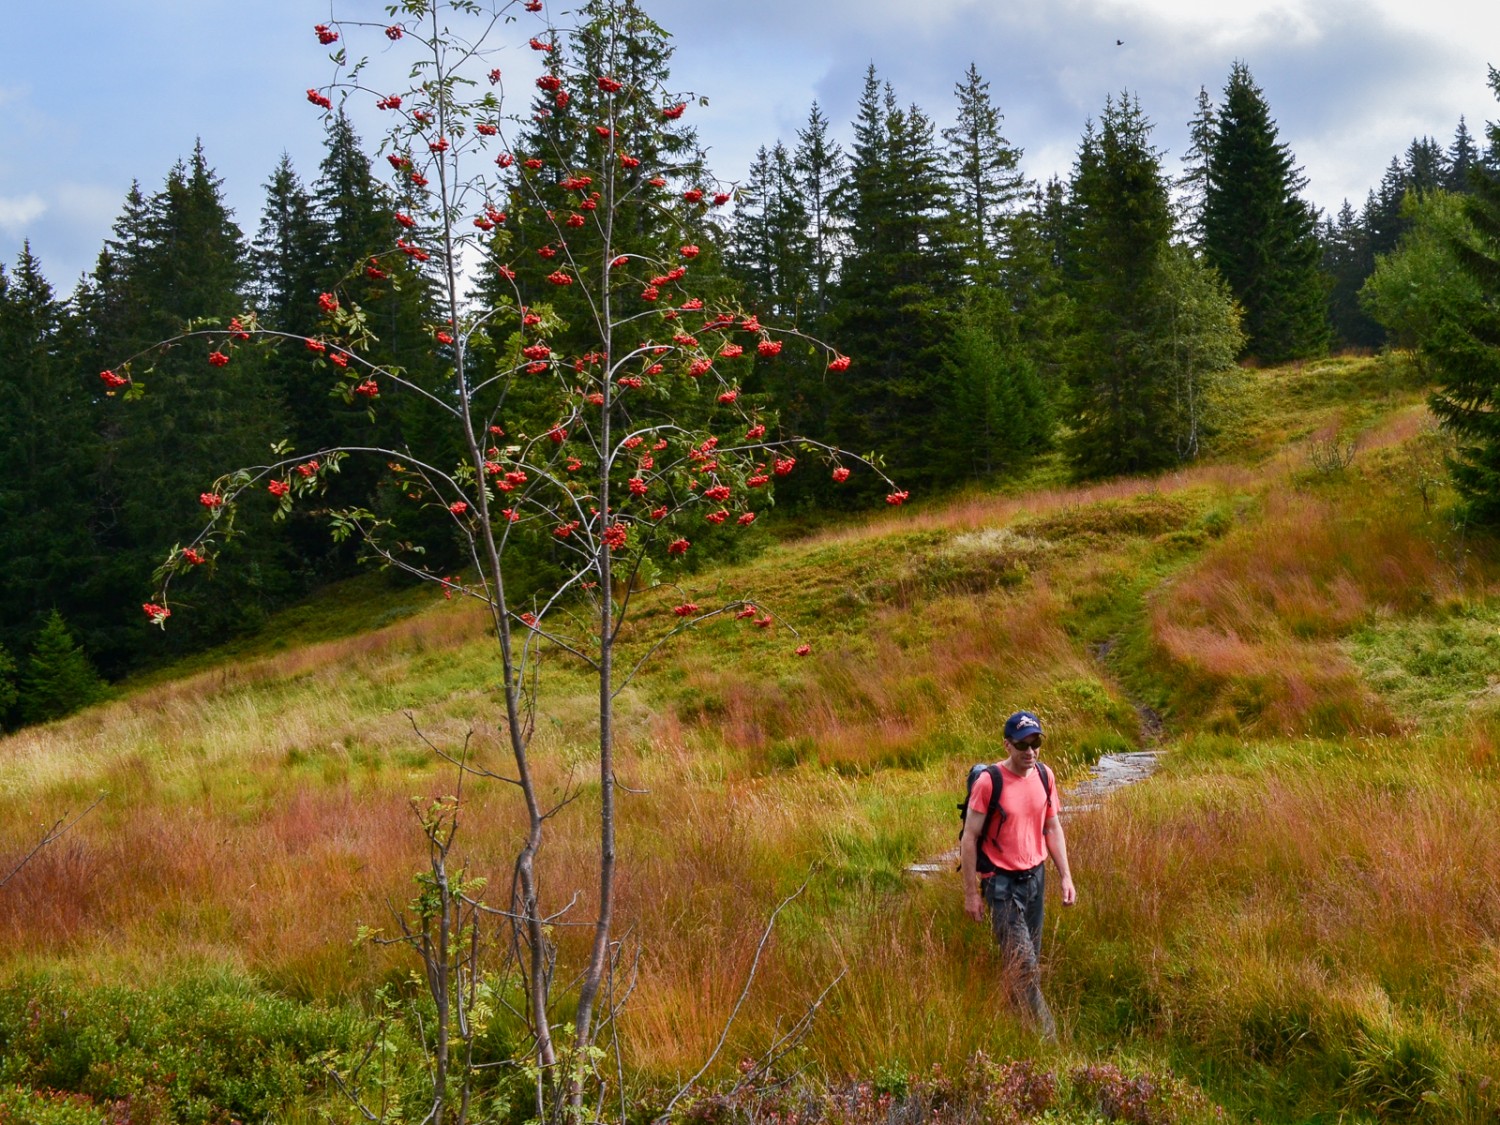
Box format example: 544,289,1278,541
1201,62,1328,362
1424,68,1500,525
17,610,104,725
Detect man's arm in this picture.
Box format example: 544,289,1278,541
960,806,989,922
1043,815,1077,906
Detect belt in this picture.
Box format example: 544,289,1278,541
990,862,1044,883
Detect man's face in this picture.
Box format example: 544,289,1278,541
1008,734,1041,770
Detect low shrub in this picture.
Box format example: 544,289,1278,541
0,974,367,1124
0,1084,115,1125
1070,1062,1220,1125
672,1054,1220,1125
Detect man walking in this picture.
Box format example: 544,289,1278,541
960,710,1076,1038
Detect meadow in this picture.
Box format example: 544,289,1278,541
2,354,1498,1124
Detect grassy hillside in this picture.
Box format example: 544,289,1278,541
2,355,1498,1123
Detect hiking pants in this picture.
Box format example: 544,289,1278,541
984,863,1057,1038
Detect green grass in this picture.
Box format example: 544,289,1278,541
1347,598,1500,723
5,355,1500,1123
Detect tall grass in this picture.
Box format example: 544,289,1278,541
1149,478,1497,736
4,357,1500,1121
1055,736,1500,1118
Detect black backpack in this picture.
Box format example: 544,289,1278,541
957,761,1053,875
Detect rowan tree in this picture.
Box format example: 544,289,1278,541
108,3,896,1120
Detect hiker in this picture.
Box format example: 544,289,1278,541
960,710,1076,1037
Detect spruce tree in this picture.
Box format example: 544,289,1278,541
1365,158,1411,258
313,110,442,437
1177,86,1216,240
728,143,813,320
1201,62,1328,363
0,643,16,726
0,246,102,664
1034,176,1072,274
484,0,725,376
940,290,1053,479
936,66,1060,479
17,610,104,725
793,101,845,320
827,68,963,492
81,147,291,667
253,155,326,333
1424,69,1500,525
1322,199,1383,349
1448,117,1480,192
942,63,1027,284
1064,94,1229,477
1405,137,1450,197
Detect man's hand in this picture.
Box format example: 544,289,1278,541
965,889,986,922
1059,875,1077,906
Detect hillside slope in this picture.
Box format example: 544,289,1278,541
2,355,1497,1123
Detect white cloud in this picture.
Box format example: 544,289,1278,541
0,195,46,232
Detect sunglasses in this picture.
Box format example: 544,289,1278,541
1012,735,1042,751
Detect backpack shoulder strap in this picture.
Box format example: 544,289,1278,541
974,763,1005,875
1038,762,1053,806
980,764,1004,834
986,763,1004,805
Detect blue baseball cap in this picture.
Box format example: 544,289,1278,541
1003,711,1043,742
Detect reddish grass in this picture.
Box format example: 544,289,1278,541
667,582,1101,774
3,385,1494,1094
1064,755,1500,1043
1147,484,1495,736
808,468,1254,546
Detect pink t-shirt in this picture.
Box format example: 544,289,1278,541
968,762,1060,874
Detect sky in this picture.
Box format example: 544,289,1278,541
3,0,1499,293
